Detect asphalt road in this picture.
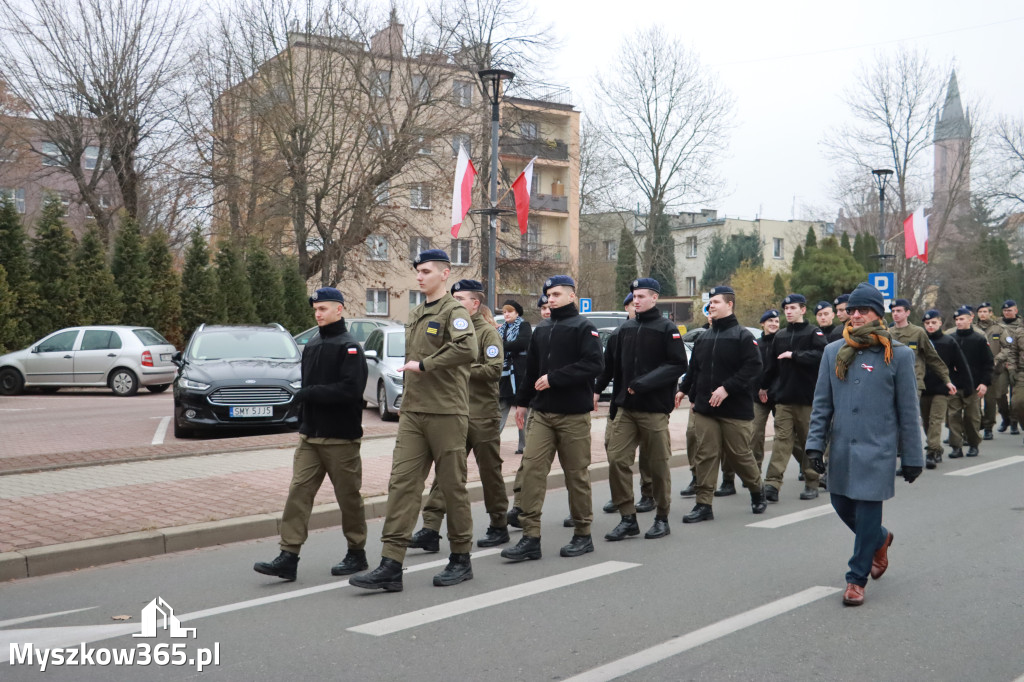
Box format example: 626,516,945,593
1,439,1022,681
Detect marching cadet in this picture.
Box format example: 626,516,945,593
675,286,768,523
829,294,851,343
408,280,510,552
253,287,368,582
889,298,954,398
921,309,971,469
947,306,993,458
501,276,604,561
815,301,837,339
538,293,552,321
975,302,1013,439
350,250,477,592
1003,320,1024,442
998,300,1022,434
751,309,781,470
762,294,826,501
596,278,687,542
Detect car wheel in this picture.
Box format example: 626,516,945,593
109,368,139,396
378,382,397,421
146,383,171,394
173,418,194,439
0,368,24,396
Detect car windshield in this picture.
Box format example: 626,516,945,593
133,328,170,346
386,331,405,357
188,330,299,361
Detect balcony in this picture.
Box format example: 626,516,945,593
499,193,568,214
498,243,570,263
499,136,569,162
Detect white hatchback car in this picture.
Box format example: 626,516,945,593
0,326,178,396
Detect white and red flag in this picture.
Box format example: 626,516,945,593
510,157,537,235
450,144,477,238
903,207,929,264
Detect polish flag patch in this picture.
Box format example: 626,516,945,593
591,330,600,337
348,347,359,354
861,363,874,372
672,332,681,339
753,340,758,346
815,331,824,336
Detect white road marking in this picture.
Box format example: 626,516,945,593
348,560,640,636
0,550,502,662
746,505,834,528
566,585,841,681
944,455,1024,477
0,607,95,628
1011,673,1024,682
0,408,46,412
151,416,171,445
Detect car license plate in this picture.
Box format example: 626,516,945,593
160,353,172,361
230,406,272,418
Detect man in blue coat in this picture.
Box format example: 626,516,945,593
806,283,923,606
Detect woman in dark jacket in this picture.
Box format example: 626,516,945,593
497,300,532,453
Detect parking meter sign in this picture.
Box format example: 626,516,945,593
579,297,592,313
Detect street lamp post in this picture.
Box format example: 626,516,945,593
871,168,894,262
477,69,515,312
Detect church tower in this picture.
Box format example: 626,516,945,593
932,70,971,224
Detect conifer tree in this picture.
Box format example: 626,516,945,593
804,225,818,249
111,215,148,323
773,272,787,301
0,196,37,346
280,256,311,334
31,197,80,331
840,231,851,252
791,244,805,271
646,204,677,296
180,229,220,339
144,229,183,347
75,225,124,325
214,240,256,324
0,265,17,353
614,225,638,301
247,242,285,325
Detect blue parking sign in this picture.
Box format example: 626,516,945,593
868,272,896,300
579,297,592,313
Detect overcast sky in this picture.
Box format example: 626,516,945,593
537,0,1024,222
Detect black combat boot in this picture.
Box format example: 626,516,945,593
253,550,299,581
1012,423,1020,435
560,534,594,557
563,516,575,527
983,429,994,440
998,419,1010,433
644,516,670,539
750,488,767,514
799,486,819,500
966,446,979,457
602,499,617,513
764,485,779,502
604,514,640,541
330,549,368,576
925,453,937,470
679,476,696,498
635,496,656,513
506,507,524,529
501,536,542,562
948,447,964,459
408,528,441,553
433,553,473,586
349,558,403,592
713,477,736,497
477,526,510,548
683,503,714,523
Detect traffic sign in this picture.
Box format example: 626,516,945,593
579,297,592,313
868,272,896,300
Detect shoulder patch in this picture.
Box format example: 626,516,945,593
753,339,758,346
591,330,600,337
485,344,499,358
1008,336,1014,343
348,347,359,354
815,331,824,336
671,332,681,339
453,317,469,330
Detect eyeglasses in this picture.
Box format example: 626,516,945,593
847,306,875,316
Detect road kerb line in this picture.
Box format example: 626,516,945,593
151,416,171,445
565,586,841,682
348,561,640,636
746,504,834,528
944,455,1024,477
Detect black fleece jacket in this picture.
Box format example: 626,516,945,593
296,318,368,439
679,314,761,421
515,303,604,414
761,320,827,405
925,329,973,396
952,327,994,392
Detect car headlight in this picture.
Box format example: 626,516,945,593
178,377,210,391
386,372,403,386
290,380,302,389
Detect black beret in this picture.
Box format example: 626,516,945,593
543,275,575,292
623,293,634,306
309,287,344,306
1003,299,1017,309
955,306,973,318
834,294,850,305
537,294,549,307
782,293,806,306
501,299,524,316
412,249,450,268
892,298,912,310
708,285,734,297
451,279,484,294
630,277,661,293
977,301,993,310
814,301,832,313
922,309,942,322
760,309,780,323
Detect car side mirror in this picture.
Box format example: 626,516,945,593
31,346,39,353
171,350,183,367
364,350,378,361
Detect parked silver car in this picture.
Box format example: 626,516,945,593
361,325,405,421
293,318,401,351
0,326,178,396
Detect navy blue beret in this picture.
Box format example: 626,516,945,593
834,294,850,305
977,301,993,310
623,293,634,306
760,309,780,323
543,275,575,292
922,309,942,322
451,279,484,294
708,285,734,297
309,287,344,306
537,294,549,307
1004,299,1017,309
892,298,912,310
412,249,450,268
814,301,832,313
630,277,661,293
955,306,973,318
782,293,806,306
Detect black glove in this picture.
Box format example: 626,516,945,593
806,449,826,475
902,465,922,483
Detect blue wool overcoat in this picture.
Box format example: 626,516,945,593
806,339,923,501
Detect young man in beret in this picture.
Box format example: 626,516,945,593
999,300,1022,434
889,298,953,401
829,294,850,343
351,250,478,592
946,307,993,458
596,278,687,541
921,310,971,469
254,287,369,582
409,279,510,550
975,302,1012,439
806,282,922,606
502,275,604,561
815,301,837,339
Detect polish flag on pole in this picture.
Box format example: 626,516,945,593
450,144,477,238
903,207,929,264
511,157,537,235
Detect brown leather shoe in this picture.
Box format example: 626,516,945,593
842,583,865,606
870,532,894,580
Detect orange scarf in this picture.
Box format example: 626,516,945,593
835,320,893,380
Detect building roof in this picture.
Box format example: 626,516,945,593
934,70,970,142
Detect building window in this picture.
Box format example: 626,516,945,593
605,240,618,261
368,125,389,148
773,237,784,259
366,235,389,261
85,194,110,219
409,290,426,311
84,146,99,170
41,141,66,167
411,74,430,102
372,70,391,97
375,180,390,205
415,135,432,155
0,147,16,163
451,238,470,265
410,184,431,209
686,277,697,296
0,187,26,214
519,121,538,139
453,80,473,107
686,236,698,258
366,288,389,316
409,236,430,260
452,133,472,158
583,241,597,258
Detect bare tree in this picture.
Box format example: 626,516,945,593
0,0,193,242
990,115,1024,211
